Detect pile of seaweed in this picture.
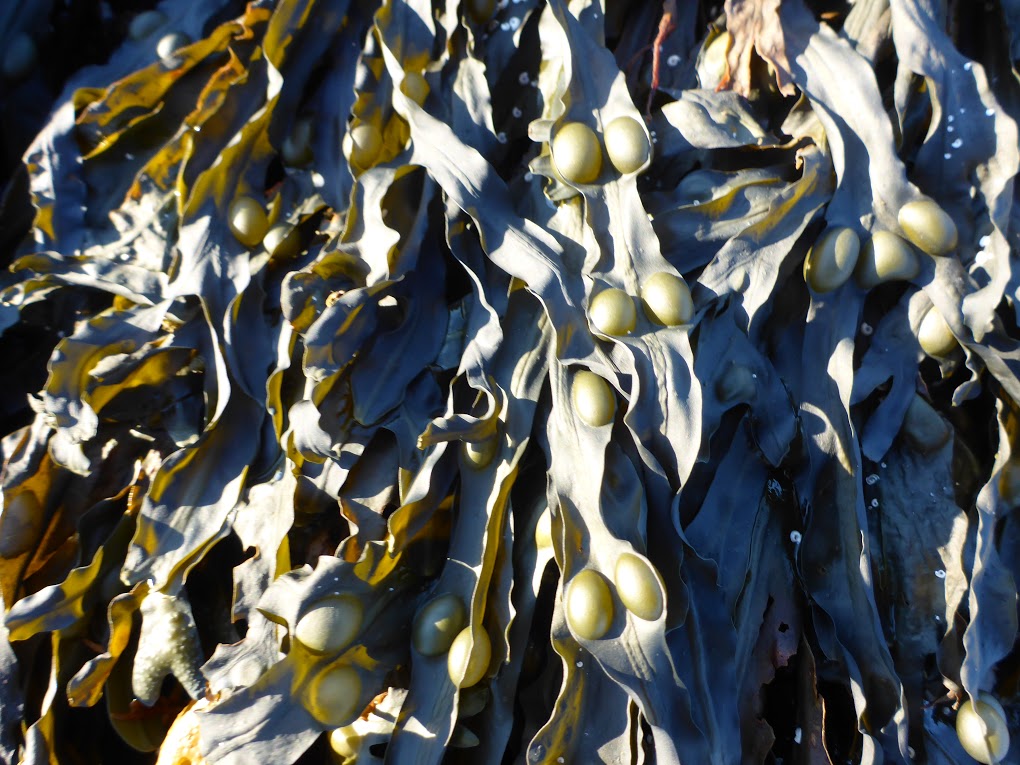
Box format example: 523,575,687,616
1,0,1019,763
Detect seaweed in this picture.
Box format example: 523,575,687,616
1,0,1019,763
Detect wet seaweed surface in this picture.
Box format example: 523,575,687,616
1,0,1020,763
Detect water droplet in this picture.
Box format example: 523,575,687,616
880,462,887,468
963,61,973,71
934,569,946,579
667,54,680,67
500,21,510,31
575,661,583,668
861,322,873,336
986,107,996,117
512,107,522,118
518,72,529,85
947,114,955,123
508,16,520,30
944,152,952,160
951,138,963,148
794,727,802,744
524,171,533,181
497,131,507,144
789,530,802,544
870,499,879,508
866,474,879,485
979,235,991,248
947,125,954,133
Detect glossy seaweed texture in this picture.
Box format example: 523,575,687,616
1,1,1020,764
